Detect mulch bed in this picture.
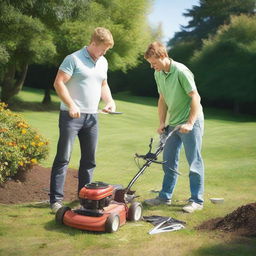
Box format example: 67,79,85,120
0,165,78,204
197,203,256,237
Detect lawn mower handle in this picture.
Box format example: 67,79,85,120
125,125,181,192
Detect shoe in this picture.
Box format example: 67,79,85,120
50,202,63,213
144,197,171,206
183,202,203,213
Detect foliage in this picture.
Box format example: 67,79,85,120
0,102,49,183
168,0,256,61
0,0,153,102
190,15,256,113
0,1,58,102
0,2,56,66
121,58,158,97
56,0,152,71
0,45,10,67
168,39,198,67
170,0,256,45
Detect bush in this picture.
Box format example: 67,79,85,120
0,102,49,183
190,15,256,114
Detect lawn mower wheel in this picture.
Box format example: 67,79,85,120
105,213,120,233
127,202,142,221
55,206,71,225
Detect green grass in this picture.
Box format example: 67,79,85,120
1,87,256,256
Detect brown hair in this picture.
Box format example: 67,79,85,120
144,42,168,59
90,27,114,48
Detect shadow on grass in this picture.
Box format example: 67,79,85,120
8,98,60,112
114,91,157,107
203,108,256,123
5,89,256,122
192,236,256,256
142,202,187,213
24,201,50,209
24,199,80,210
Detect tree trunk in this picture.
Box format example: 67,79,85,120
1,63,28,103
42,87,52,104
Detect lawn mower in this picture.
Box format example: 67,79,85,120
55,126,180,233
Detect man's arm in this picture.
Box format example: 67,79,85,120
180,90,201,133
101,80,116,112
157,94,168,134
54,70,80,118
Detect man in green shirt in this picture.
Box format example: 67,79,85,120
144,42,204,213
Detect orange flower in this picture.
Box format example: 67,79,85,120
0,128,8,133
17,122,29,128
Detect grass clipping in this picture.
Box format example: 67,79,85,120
197,203,256,237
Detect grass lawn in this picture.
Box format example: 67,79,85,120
0,87,256,256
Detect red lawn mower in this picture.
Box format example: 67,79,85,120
55,127,180,233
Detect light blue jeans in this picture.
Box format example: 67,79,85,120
159,118,204,204
49,111,98,204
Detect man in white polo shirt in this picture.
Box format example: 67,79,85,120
49,27,116,212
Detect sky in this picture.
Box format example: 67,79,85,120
148,0,199,44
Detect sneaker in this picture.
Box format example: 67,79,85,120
50,202,63,213
183,202,203,213
144,197,171,206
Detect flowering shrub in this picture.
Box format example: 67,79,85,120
0,102,49,183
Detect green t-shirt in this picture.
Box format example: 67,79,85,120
154,60,197,126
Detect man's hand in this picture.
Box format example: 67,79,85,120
157,123,165,134
179,123,193,133
69,104,80,118
102,100,116,113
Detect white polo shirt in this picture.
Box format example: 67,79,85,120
59,47,108,113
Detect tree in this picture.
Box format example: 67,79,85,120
168,39,198,67
108,22,163,97
0,0,68,102
168,0,256,61
190,15,256,114
0,0,152,103
55,0,152,71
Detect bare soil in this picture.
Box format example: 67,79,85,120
0,165,78,204
197,203,256,237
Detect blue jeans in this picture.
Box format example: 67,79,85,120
49,111,98,204
159,118,204,204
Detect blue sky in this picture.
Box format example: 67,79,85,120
148,0,199,44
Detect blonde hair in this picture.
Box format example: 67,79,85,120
144,42,168,59
90,27,114,48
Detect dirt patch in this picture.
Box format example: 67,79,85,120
0,165,78,204
197,203,256,237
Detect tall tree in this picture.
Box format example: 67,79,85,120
168,0,256,63
171,0,255,45
190,15,256,114
0,0,152,103
0,0,74,102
